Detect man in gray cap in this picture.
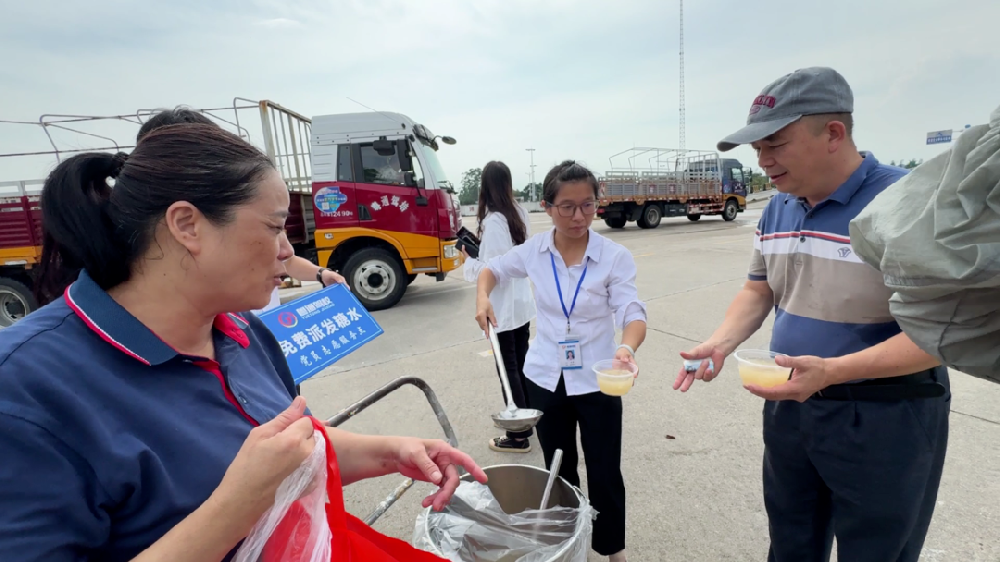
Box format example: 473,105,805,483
674,67,950,561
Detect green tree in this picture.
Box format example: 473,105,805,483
519,182,542,201
459,168,482,205
749,170,770,192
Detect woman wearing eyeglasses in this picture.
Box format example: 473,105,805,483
474,160,647,562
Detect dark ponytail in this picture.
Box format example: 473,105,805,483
35,153,132,304
34,123,274,305
476,161,527,246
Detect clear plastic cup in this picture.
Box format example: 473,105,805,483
592,359,638,396
733,349,791,388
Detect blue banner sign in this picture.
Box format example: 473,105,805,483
258,284,383,383
926,130,952,145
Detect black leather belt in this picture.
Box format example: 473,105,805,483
813,370,946,401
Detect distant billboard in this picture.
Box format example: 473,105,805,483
926,130,953,145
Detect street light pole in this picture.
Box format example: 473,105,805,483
525,148,536,201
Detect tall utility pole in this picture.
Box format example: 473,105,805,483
525,148,537,201
678,0,686,153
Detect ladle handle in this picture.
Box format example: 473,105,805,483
532,448,564,543
487,323,516,409
539,448,563,510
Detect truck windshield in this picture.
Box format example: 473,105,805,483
419,146,454,193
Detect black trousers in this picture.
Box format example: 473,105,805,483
763,367,951,562
494,322,533,440
526,375,625,556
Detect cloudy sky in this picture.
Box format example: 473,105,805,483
1,0,998,188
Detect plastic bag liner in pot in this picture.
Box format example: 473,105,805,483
413,464,596,562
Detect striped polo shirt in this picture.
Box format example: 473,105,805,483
749,153,908,358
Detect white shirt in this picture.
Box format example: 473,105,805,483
463,209,536,332
487,228,647,396
251,288,282,316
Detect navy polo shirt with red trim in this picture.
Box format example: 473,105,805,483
747,152,907,358
0,270,302,562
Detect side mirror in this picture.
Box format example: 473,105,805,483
440,136,457,145
373,138,395,156
404,171,429,206
396,140,414,172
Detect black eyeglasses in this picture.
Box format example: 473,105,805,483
547,200,598,217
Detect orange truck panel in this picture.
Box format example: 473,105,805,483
0,246,41,266
314,228,460,275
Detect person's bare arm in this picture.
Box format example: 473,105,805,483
674,280,773,391
474,242,529,331
324,427,401,485
620,320,646,354
744,333,942,402
477,268,498,299
324,427,488,512
130,495,252,562
284,256,346,286
827,332,941,383
475,268,499,329
705,280,774,356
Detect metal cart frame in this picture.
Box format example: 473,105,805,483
324,376,459,526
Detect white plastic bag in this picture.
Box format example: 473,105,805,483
412,481,595,562
234,429,332,562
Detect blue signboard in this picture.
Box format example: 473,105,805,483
926,130,952,145
258,284,383,383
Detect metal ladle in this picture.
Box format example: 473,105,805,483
486,323,543,434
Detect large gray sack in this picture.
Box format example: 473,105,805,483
849,103,1000,383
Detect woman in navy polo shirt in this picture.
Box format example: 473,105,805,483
0,123,486,562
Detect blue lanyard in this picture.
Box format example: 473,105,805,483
550,253,588,332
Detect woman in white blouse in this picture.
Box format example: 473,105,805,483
462,161,537,453
474,160,647,562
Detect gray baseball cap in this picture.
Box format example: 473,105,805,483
717,66,854,152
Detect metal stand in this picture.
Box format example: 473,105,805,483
325,376,459,525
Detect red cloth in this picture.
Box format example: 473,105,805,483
262,417,446,561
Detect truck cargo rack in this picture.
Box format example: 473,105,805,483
599,147,726,199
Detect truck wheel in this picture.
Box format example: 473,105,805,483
604,216,627,229
343,248,406,311
0,277,37,327
722,199,739,222
687,214,701,222
637,204,662,229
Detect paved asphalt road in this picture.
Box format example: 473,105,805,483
292,201,1000,561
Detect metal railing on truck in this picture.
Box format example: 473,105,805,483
233,99,316,246
0,99,319,247
0,180,44,251
599,147,725,199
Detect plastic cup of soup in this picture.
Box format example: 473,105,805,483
592,359,638,397
734,350,791,388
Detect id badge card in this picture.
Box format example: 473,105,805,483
558,334,583,370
